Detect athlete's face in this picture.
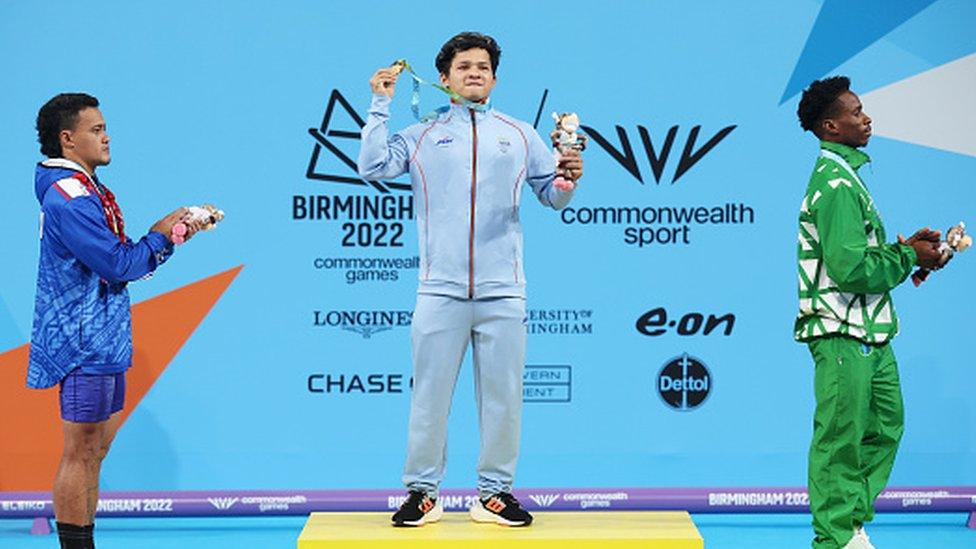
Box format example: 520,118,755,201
62,107,111,173
440,48,496,103
822,91,872,148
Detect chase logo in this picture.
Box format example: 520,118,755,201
657,353,711,411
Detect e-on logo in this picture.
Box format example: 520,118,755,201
657,353,711,411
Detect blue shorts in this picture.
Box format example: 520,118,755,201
59,369,126,423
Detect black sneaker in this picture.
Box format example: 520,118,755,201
469,492,533,526
391,490,443,527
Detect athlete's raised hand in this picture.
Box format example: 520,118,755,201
370,67,400,98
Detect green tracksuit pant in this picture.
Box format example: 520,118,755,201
808,335,904,549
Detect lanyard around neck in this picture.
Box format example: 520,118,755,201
394,59,490,122
820,149,869,195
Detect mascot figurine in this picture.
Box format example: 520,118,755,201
550,112,587,191
171,204,225,245
912,221,971,286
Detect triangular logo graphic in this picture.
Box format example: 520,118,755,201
306,89,410,194
780,0,938,104
0,265,243,491
861,52,976,158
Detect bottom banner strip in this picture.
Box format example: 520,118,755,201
1,486,974,518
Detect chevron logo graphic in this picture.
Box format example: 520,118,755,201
528,493,560,508
207,497,240,511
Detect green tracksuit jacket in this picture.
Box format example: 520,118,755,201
795,141,917,344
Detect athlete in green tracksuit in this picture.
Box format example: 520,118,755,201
794,77,943,549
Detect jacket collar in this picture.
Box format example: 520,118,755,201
40,158,94,181
448,97,492,121
820,140,870,171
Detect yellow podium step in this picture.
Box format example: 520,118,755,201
297,511,703,548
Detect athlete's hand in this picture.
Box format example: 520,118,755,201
178,216,206,243
370,67,400,97
899,227,941,246
558,150,584,182
899,227,942,270
151,208,189,243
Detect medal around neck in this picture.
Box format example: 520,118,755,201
390,59,489,122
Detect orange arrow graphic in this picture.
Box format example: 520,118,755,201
0,265,243,491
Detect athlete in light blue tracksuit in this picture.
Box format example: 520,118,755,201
357,32,583,527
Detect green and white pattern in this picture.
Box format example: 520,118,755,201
794,142,916,344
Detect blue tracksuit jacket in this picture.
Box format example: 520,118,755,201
357,95,573,299
27,158,173,389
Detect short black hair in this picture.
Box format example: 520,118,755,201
797,76,850,136
36,93,100,158
435,32,501,76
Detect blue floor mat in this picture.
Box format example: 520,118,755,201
1,513,973,548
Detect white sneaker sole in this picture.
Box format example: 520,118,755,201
392,500,443,527
469,501,529,526
841,535,870,549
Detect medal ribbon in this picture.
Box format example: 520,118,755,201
78,174,127,243
396,59,490,121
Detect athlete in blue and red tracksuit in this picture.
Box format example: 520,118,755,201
358,33,584,528
29,93,197,549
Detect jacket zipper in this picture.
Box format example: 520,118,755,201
468,109,477,299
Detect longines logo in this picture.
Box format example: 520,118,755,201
312,309,412,338
636,307,735,337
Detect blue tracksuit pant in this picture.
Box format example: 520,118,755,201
403,293,526,498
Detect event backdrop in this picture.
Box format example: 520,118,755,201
1,0,973,496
